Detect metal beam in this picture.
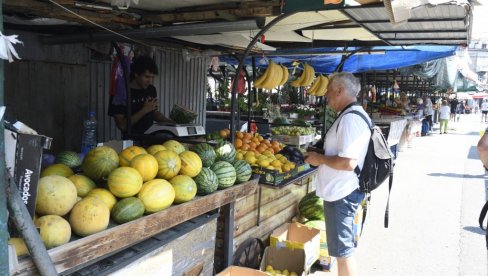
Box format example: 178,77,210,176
41,19,264,44
0,0,8,274
356,17,466,24
376,29,467,34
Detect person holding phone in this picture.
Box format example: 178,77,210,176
109,55,174,138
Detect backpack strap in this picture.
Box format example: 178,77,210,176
479,201,488,249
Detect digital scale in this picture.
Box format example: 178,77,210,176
144,122,205,138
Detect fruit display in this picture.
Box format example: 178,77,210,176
271,126,315,136
307,74,329,96
298,191,325,221
206,128,230,140
264,265,299,276
254,60,289,90
35,215,71,249
290,62,315,87
29,138,249,248
277,146,305,165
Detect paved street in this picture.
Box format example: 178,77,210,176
317,113,488,276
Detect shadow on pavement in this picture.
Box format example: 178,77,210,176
427,173,486,179
463,226,485,235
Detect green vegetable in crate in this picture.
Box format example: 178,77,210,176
111,197,145,224
169,104,197,124
298,191,325,221
292,118,310,127
191,143,217,167
272,116,290,125
194,168,219,195
55,151,82,169
214,140,236,163
232,160,252,183
211,161,236,189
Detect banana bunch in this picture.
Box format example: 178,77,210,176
290,63,315,87
308,74,329,97
254,61,289,89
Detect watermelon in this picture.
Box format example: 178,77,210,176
194,168,219,195
298,191,325,221
55,151,82,169
191,143,217,168
232,160,252,183
111,197,145,224
211,161,236,189
214,141,236,163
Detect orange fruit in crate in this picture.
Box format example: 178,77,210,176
243,132,252,140
256,146,266,153
224,128,231,136
235,131,244,139
234,138,243,149
257,135,264,142
251,137,259,144
219,130,227,138
249,142,257,149
241,144,250,151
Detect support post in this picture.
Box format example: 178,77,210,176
0,1,8,273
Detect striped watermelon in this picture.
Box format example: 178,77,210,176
210,161,236,189
298,192,325,221
214,141,236,163
194,168,219,195
55,151,82,169
232,160,252,183
111,197,145,224
191,143,217,168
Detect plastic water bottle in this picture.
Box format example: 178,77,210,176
81,111,97,155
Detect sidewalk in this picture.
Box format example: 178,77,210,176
315,113,488,276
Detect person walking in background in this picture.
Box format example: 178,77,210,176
305,72,370,276
481,99,488,122
439,100,450,134
450,96,458,121
423,96,434,132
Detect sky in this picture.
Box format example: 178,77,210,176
471,1,488,41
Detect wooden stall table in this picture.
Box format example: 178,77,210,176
14,180,258,275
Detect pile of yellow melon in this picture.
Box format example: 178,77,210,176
12,140,202,255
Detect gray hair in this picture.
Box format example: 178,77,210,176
329,72,361,97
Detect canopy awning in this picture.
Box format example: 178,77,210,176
220,45,458,74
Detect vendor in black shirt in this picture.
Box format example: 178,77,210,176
109,56,174,138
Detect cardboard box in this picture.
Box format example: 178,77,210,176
270,222,320,270
260,246,306,275
217,266,269,276
252,166,296,186
4,129,52,218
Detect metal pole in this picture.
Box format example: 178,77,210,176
7,182,58,276
0,1,9,273
223,202,235,267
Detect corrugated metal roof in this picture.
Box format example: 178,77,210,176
342,3,471,45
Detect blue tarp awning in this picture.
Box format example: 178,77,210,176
221,46,458,74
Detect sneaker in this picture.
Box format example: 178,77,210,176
444,132,447,134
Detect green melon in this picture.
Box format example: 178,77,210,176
232,160,252,183
111,197,145,224
55,151,82,169
211,161,236,189
169,175,197,204
214,141,236,163
194,168,219,195
191,143,217,168
81,146,119,182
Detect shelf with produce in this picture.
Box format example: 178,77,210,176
14,179,258,275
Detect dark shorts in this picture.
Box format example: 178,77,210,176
483,111,488,115
323,189,365,258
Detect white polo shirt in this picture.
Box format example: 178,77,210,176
316,105,371,202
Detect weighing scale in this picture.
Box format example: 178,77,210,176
144,122,205,138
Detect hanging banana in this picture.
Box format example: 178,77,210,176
262,61,282,90
254,64,271,88
315,75,330,97
279,65,289,86
301,63,315,87
308,76,322,96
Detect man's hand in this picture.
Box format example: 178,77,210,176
142,98,159,113
305,151,324,167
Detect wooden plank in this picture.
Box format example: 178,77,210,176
15,180,258,275
233,203,298,252
233,184,307,237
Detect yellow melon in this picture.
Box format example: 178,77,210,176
107,167,143,198
179,151,202,177
69,197,110,237
119,146,147,167
138,179,175,213
35,215,71,248
86,188,117,211
67,174,96,197
35,175,78,216
8,238,29,256
130,154,158,181
146,144,167,155
153,150,181,180
162,140,186,154
40,163,74,178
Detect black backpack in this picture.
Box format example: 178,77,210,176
339,110,394,228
